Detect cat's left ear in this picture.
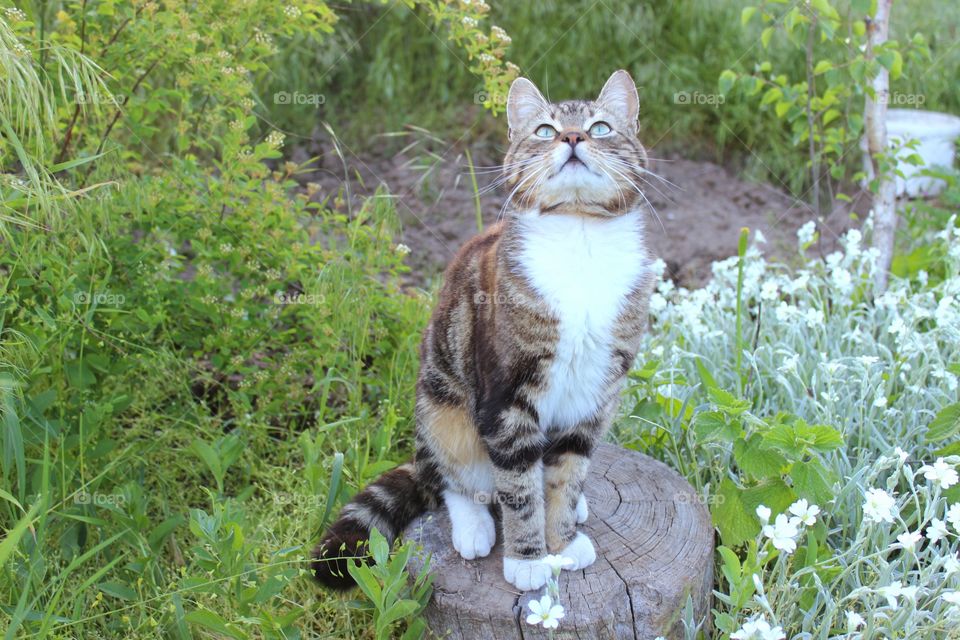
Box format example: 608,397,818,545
597,70,639,132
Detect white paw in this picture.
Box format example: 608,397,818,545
576,494,589,524
560,532,596,571
443,490,496,560
503,557,551,591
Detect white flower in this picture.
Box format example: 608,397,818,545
461,16,478,28
894,447,909,462
845,610,865,632
649,292,667,312
876,581,907,609
873,394,888,408
394,243,411,256
948,503,960,531
756,505,772,525
760,280,779,301
803,307,825,328
778,353,799,375
927,518,949,543
943,590,960,613
919,458,959,490
762,514,800,554
525,594,565,630
797,220,817,246
788,499,820,526
893,530,922,551
945,553,960,576
731,616,786,640
863,488,897,524
542,554,574,574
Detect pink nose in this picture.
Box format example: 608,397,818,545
561,131,586,147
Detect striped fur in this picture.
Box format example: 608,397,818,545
312,71,656,592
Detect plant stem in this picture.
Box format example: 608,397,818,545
735,227,749,396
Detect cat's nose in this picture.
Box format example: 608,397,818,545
560,131,586,147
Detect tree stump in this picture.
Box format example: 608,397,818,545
402,444,714,639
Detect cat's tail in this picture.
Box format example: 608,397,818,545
311,461,432,589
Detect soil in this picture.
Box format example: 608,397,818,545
291,129,866,288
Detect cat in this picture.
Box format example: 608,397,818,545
313,70,656,592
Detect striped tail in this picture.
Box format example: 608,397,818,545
311,462,431,589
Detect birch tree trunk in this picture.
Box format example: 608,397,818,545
864,0,896,291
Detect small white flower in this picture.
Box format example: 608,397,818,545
760,280,779,301
778,353,799,375
894,447,909,462
873,394,888,408
927,518,949,543
542,554,574,574
395,243,411,256
461,16,478,28
525,594,565,630
649,292,667,312
845,610,865,631
919,458,959,490
797,220,817,246
762,514,800,554
756,505,772,525
945,553,960,576
943,590,960,612
788,499,820,527
863,488,897,524
876,581,905,609
947,503,960,531
893,530,922,551
731,616,786,640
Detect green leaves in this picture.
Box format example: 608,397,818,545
925,403,960,442
190,433,244,494
714,478,759,547
347,528,434,640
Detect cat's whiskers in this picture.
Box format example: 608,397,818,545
499,163,550,222
594,156,666,234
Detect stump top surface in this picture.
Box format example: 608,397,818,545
402,443,714,639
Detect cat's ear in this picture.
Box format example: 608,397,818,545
597,70,639,131
507,77,549,139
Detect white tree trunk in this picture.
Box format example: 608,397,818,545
865,0,896,291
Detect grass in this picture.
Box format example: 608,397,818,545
1,1,959,638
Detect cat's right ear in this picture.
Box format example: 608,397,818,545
506,77,548,140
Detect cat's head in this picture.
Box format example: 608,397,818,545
502,70,647,217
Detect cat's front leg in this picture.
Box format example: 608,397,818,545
492,460,551,591
480,390,551,590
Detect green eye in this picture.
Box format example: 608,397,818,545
589,121,612,136
534,124,557,139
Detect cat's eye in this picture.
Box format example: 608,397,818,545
534,124,557,139
589,121,612,136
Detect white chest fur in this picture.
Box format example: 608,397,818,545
516,209,648,430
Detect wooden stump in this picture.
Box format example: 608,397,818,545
402,444,714,639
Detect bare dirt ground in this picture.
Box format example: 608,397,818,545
292,131,864,288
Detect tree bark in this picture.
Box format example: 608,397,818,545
865,0,896,291
402,444,714,639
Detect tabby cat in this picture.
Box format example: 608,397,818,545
313,70,656,591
